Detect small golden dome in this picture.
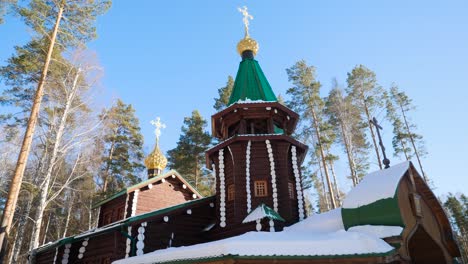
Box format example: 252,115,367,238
144,144,167,171
237,36,259,56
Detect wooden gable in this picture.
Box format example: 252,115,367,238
96,170,202,227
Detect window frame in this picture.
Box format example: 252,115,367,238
254,180,268,197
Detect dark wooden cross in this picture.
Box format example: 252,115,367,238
370,117,390,169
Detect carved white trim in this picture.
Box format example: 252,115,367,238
219,149,226,228
256,219,262,231
125,226,132,258
266,140,278,232
61,243,71,264
291,146,305,220
131,190,139,217
77,237,89,259
136,222,147,256
245,140,252,213
266,140,278,212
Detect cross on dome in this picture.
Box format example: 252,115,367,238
150,117,166,144
238,6,253,37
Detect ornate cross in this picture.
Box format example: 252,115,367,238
370,117,390,169
150,117,166,145
238,6,253,37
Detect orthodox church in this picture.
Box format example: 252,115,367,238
31,9,460,264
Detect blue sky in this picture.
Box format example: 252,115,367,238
1,0,467,197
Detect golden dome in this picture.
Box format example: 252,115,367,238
237,36,259,56
144,144,167,171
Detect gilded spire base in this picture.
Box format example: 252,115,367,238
237,37,259,57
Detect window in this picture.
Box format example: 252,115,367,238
254,181,268,197
228,184,235,201
117,206,125,220
288,182,295,199
103,211,112,225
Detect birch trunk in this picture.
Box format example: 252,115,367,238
11,194,33,263
62,193,75,238
29,68,81,250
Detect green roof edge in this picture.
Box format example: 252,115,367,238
36,196,216,254
147,249,398,264
341,187,404,230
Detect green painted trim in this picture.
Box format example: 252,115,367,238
342,196,404,230
36,196,216,254
228,58,277,105
244,203,286,222
146,249,397,264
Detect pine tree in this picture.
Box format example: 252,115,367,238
444,193,468,263
346,65,384,169
286,60,337,209
384,86,412,160
0,0,110,255
167,110,212,193
388,85,427,181
213,75,234,111
0,0,15,24
99,99,145,195
325,82,369,186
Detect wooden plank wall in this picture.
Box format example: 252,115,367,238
135,178,194,216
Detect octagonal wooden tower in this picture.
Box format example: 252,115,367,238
206,46,308,239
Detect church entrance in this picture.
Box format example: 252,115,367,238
408,225,447,264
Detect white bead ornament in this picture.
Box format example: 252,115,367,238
266,140,279,212
245,141,252,213
218,149,227,228
291,146,305,220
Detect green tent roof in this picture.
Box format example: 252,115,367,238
228,58,277,105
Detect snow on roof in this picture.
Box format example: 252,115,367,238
233,98,277,105
113,209,395,264
242,203,285,223
342,161,410,209
285,208,343,234
348,225,403,239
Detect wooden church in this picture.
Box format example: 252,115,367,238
31,10,461,264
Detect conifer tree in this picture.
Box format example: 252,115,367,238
0,0,110,256
346,65,384,169
388,85,427,181
167,110,212,192
325,83,369,186
99,99,145,195
286,60,337,209
444,193,468,262
384,86,412,160
213,75,234,111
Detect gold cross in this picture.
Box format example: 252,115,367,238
238,6,253,37
150,117,166,144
